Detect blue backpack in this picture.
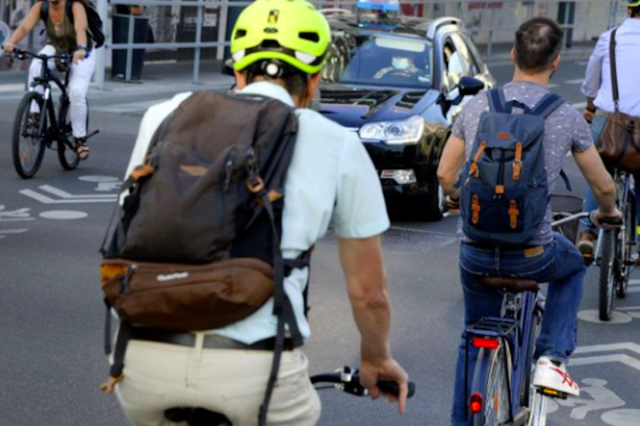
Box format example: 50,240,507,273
459,88,566,245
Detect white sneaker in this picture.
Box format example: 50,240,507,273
532,357,580,397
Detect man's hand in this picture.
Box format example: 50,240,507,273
584,108,595,124
591,207,623,227
444,194,460,212
2,42,16,54
359,356,410,415
73,49,87,64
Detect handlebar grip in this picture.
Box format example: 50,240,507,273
376,381,416,399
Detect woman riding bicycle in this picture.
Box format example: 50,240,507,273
2,0,95,160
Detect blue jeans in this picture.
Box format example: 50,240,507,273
581,115,640,231
451,233,586,426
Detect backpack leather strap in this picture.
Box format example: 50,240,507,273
610,28,620,113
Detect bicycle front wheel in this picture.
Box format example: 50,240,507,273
617,198,636,298
469,345,511,426
12,92,46,179
57,101,80,170
599,229,617,321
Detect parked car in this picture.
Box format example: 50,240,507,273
319,13,495,220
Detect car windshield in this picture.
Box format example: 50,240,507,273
322,34,433,88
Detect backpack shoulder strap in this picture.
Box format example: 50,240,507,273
40,0,48,23
530,93,566,119
65,0,75,23
487,88,508,113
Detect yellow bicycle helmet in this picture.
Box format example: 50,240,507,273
231,0,331,75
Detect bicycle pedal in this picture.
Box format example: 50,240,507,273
537,387,568,400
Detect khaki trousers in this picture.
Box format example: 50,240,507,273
115,336,321,426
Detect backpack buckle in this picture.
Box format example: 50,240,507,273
247,176,265,193
513,142,523,181
131,163,155,181
469,141,487,178
509,200,519,229
472,195,481,224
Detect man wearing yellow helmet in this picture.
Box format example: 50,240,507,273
578,0,640,255
112,1,409,425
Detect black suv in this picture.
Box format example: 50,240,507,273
319,14,495,220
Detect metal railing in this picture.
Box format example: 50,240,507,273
93,0,630,89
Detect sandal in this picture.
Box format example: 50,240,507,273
75,138,90,160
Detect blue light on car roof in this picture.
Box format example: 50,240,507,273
357,0,400,12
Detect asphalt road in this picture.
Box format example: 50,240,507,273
1,57,639,426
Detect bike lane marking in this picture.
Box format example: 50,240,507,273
0,205,35,240
602,409,640,426
544,342,640,423
39,211,89,220
20,185,117,204
578,310,634,324
3,175,121,242
547,378,626,420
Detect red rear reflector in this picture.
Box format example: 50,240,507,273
472,337,500,349
470,393,483,413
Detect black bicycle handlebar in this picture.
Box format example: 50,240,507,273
10,49,71,62
588,211,624,227
310,367,416,398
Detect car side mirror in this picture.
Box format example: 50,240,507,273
458,76,485,97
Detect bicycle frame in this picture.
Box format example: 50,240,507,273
29,55,71,146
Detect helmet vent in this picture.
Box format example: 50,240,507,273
299,32,320,42
261,40,282,49
234,29,247,39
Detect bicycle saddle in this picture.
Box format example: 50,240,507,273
164,408,232,426
479,276,539,293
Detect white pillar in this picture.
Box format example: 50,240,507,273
94,0,109,89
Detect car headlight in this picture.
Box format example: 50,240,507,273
359,116,425,145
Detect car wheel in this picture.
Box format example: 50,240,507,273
418,174,443,221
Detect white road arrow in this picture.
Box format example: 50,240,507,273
20,185,118,204
0,228,28,239
572,342,640,372
0,206,34,222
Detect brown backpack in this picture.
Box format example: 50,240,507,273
100,91,309,425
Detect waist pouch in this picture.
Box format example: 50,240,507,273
102,257,273,332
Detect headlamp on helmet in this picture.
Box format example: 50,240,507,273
231,0,331,75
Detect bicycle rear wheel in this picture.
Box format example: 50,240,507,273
469,345,511,426
57,101,80,170
617,197,636,298
599,229,617,321
12,92,46,179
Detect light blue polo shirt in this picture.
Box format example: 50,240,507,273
124,82,390,344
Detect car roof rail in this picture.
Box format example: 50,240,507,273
320,8,353,17
427,17,462,39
